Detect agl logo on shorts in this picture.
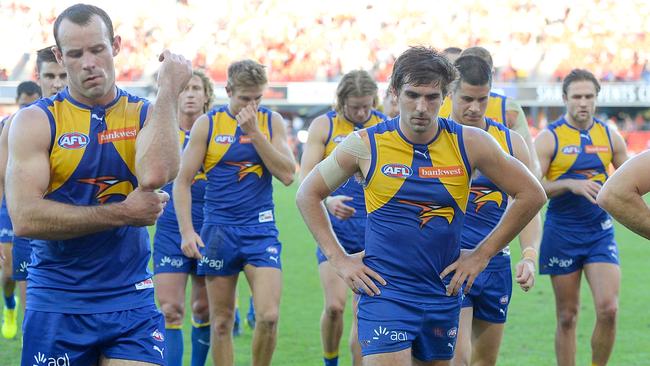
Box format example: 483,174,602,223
381,164,412,178
33,352,70,366
58,132,89,149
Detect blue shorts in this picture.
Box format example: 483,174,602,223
357,295,461,361
0,204,13,243
317,216,366,264
540,225,618,275
12,236,30,281
198,224,282,276
22,305,166,365
153,224,202,275
461,267,512,324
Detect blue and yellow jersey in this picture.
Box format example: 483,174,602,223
363,117,471,302
202,105,275,226
545,117,613,230
157,128,207,231
440,92,507,124
462,118,513,271
29,87,153,314
322,109,386,219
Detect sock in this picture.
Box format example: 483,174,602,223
165,327,184,366
3,295,15,310
324,351,339,366
191,318,211,366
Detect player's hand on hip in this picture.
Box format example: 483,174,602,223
515,258,536,292
122,187,169,226
157,49,193,96
180,231,204,260
325,195,356,220
440,249,489,296
236,103,261,136
569,179,601,204
330,251,386,296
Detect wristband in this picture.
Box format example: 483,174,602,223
521,247,538,261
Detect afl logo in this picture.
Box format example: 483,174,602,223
215,135,235,144
58,132,89,149
381,164,412,178
562,145,581,154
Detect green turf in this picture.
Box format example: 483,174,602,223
1,184,649,365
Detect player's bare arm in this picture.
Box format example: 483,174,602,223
299,114,355,220
7,107,168,240
297,133,386,296
173,114,210,259
535,128,601,203
0,115,14,203
609,127,629,168
441,127,546,296
136,50,192,190
510,131,542,291
598,150,650,240
237,107,295,186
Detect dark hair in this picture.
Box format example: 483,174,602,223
53,4,114,48
16,81,42,99
36,46,58,73
389,46,457,96
562,69,601,96
443,47,462,55
459,46,494,70
452,55,492,91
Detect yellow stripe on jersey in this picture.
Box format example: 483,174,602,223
546,121,612,182
47,96,143,194
439,93,507,124
203,109,271,174
323,111,384,158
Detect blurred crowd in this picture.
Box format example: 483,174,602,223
1,0,650,83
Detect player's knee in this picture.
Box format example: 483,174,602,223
324,302,345,320
255,309,279,331
191,298,210,321
160,301,184,324
211,313,235,338
595,301,618,323
557,308,578,330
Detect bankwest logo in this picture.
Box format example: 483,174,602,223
584,145,609,154
33,352,70,365
98,127,137,144
419,166,464,178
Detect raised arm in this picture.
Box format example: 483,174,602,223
597,150,650,239
6,107,166,240
296,132,385,295
173,114,210,259
442,127,546,295
238,106,295,186
136,50,192,190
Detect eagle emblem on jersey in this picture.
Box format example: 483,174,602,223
398,200,455,228
573,169,606,184
225,161,263,181
470,186,504,212
77,176,135,204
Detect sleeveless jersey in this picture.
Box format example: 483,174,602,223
322,109,386,218
440,92,507,124
462,118,513,271
363,117,471,303
203,105,275,226
545,117,614,231
157,128,207,231
29,87,153,314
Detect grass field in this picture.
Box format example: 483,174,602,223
1,182,649,365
